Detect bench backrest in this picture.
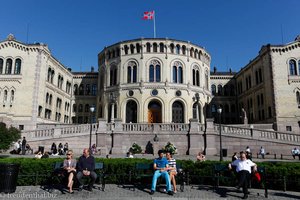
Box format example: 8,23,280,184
54,162,63,170
95,162,104,170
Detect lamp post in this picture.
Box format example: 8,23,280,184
217,107,223,161
193,93,200,122
89,105,95,150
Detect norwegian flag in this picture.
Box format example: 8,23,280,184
143,11,154,20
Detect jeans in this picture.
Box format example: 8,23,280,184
237,170,251,195
76,171,97,187
151,170,171,191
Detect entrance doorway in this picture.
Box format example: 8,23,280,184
148,101,162,123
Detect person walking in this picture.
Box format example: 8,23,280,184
229,151,257,199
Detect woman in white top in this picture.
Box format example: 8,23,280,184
63,150,77,193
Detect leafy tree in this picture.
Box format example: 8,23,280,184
0,122,21,151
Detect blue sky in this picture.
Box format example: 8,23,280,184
1,0,299,72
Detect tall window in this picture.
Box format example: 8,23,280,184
149,60,161,82
176,45,180,54
289,60,297,75
92,84,97,96
136,43,141,53
172,61,183,83
170,43,174,53
110,66,118,86
3,90,7,102
211,84,216,95
0,58,3,74
5,58,12,74
146,43,151,52
85,84,90,95
218,85,223,95
10,90,14,102
79,84,84,95
159,43,164,53
127,61,137,83
153,43,157,52
130,44,135,54
14,58,21,74
192,66,200,86
297,91,300,106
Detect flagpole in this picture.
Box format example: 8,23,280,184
153,11,156,38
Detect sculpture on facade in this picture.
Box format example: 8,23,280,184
241,108,248,124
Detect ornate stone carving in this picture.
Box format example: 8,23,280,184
150,60,160,66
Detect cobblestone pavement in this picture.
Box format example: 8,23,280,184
0,184,299,200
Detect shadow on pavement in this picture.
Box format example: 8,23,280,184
273,192,300,199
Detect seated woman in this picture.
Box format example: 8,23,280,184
166,152,177,193
63,150,77,193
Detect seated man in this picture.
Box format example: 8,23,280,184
229,151,257,199
76,148,97,191
150,150,173,195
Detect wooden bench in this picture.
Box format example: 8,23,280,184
132,163,185,192
213,164,268,198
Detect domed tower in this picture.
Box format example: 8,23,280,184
97,38,211,124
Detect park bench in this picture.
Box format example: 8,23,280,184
213,164,268,198
46,161,106,193
132,163,185,192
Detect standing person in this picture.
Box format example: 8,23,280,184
63,150,77,194
166,152,177,193
76,148,97,191
259,146,265,159
229,151,257,199
150,150,173,196
21,137,27,155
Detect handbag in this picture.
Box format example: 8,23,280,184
253,171,261,183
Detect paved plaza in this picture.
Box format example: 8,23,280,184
0,184,300,200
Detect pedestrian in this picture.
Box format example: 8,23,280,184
229,151,257,199
259,146,265,159
21,137,27,155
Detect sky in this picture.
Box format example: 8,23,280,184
1,0,299,72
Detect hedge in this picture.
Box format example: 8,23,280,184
0,157,299,191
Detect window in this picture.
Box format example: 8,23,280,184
176,45,180,54
85,104,89,112
297,91,300,106
49,94,52,105
74,84,78,95
286,126,292,131
149,60,161,82
92,84,97,96
182,45,186,55
170,43,174,53
124,45,129,55
153,43,157,52
0,58,3,74
127,61,137,83
289,60,297,75
5,58,12,74
85,84,90,95
14,59,21,74
46,93,49,104
10,90,14,102
136,43,141,53
79,84,84,95
192,67,200,86
172,61,183,83
3,90,7,102
159,43,164,53
146,43,151,52
78,104,83,112
130,44,135,54
218,85,223,95
211,85,216,95
73,104,77,112
110,66,118,86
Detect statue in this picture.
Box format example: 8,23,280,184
241,108,248,124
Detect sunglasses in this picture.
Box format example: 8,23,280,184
67,154,71,156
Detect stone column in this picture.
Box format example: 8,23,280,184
204,118,217,156
96,118,109,155
111,119,124,154
188,119,204,155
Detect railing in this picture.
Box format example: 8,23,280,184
122,123,190,133
215,124,300,145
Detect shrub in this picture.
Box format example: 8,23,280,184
129,143,142,154
163,141,177,155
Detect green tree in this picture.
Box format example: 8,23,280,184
0,122,21,151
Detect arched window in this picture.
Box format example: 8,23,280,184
73,104,77,112
211,84,216,95
194,49,198,58
10,90,14,102
153,43,158,52
192,66,200,86
74,84,78,95
124,45,129,55
126,100,137,123
78,104,83,112
218,85,223,95
3,90,7,102
130,44,135,54
110,66,118,86
146,43,151,52
136,43,141,53
51,70,55,83
49,94,52,105
172,101,184,123
14,58,21,74
46,93,49,104
0,58,3,74
85,104,89,112
127,61,137,83
85,84,90,95
170,43,174,53
47,68,51,81
196,70,200,86
5,58,12,74
149,60,161,82
92,84,97,96
182,45,186,55
176,45,180,54
159,43,164,53
79,84,84,95
290,60,297,75
297,91,300,106
190,48,194,57
172,61,183,83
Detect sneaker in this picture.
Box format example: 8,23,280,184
150,190,155,195
78,185,83,191
167,191,174,196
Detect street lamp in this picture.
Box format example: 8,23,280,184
89,105,96,150
217,107,223,161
